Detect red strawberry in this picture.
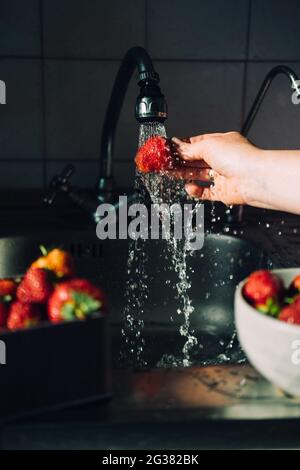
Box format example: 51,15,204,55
285,275,300,303
243,270,283,316
279,299,300,324
7,302,41,330
0,303,8,328
48,278,106,324
32,247,75,279
293,275,300,291
0,279,17,329
135,136,174,173
0,279,17,299
17,267,53,304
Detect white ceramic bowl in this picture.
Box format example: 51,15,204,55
235,268,300,396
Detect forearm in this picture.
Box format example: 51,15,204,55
245,149,300,215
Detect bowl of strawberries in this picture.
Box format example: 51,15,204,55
0,247,110,420
0,246,107,330
235,268,300,395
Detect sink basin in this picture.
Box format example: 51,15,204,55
0,228,268,366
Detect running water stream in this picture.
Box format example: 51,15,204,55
121,123,200,367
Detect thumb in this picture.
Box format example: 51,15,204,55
172,136,208,162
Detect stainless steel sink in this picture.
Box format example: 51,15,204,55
0,229,268,366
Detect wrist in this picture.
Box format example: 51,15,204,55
241,147,268,207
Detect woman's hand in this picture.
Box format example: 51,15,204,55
171,131,266,206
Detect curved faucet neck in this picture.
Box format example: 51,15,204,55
97,47,165,201
242,65,300,137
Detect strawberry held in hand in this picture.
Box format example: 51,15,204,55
7,301,41,330
17,267,53,304
135,136,174,173
243,270,283,316
48,278,106,324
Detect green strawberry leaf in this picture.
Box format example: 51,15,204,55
257,303,269,313
257,297,280,317
39,245,48,257
0,294,12,303
61,301,76,320
284,296,295,305
269,303,280,316
72,292,102,315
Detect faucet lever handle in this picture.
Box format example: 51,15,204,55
60,164,75,180
44,164,75,205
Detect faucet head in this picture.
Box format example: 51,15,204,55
135,78,167,123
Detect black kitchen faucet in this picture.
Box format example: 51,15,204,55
45,47,167,220
46,55,300,224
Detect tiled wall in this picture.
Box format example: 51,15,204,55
1,0,300,190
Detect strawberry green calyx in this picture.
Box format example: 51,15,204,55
39,245,49,257
72,292,101,314
256,297,281,317
0,294,12,303
48,278,106,324
61,302,76,321
61,292,102,321
284,296,295,305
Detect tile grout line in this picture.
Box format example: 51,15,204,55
145,0,148,49
241,0,252,130
0,159,135,164
39,0,47,190
0,56,300,64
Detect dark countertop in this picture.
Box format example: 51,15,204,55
0,192,299,268
2,363,300,450
1,190,300,449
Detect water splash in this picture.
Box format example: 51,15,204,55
139,121,167,147
120,178,150,368
120,236,148,368
120,122,168,368
121,121,244,369
141,171,199,367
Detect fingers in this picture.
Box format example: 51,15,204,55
189,133,223,143
171,137,186,145
185,182,214,201
167,166,211,181
185,182,205,199
185,170,219,201
171,137,194,160
171,136,209,167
